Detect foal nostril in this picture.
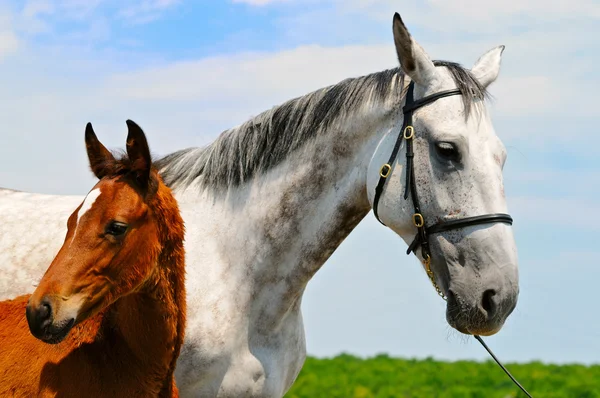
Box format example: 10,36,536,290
481,289,497,318
39,301,51,321
26,298,53,337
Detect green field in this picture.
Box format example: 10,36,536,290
285,354,600,398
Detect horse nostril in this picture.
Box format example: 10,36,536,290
481,289,497,317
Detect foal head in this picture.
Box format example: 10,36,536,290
26,120,183,344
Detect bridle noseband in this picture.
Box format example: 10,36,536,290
371,81,532,398
372,81,513,297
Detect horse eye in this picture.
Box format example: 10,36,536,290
435,142,460,162
105,221,128,237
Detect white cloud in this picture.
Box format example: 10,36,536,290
489,76,561,117
117,0,180,24
512,171,600,194
41,0,104,20
22,0,54,18
231,0,291,6
104,44,395,102
341,0,599,30
20,0,54,34
426,0,600,20
0,9,19,60
14,0,181,42
0,31,19,59
509,196,600,230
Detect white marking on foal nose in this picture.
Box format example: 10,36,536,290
77,188,101,225
71,188,101,244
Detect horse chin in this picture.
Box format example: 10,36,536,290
39,318,76,344
473,326,502,337
446,316,502,337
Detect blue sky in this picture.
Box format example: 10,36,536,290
1,0,599,364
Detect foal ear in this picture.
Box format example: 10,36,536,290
85,122,116,179
125,119,153,188
471,45,505,88
392,12,438,87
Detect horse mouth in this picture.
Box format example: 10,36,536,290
39,318,75,344
445,290,503,336
448,318,501,336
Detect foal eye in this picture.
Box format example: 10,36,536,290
435,142,460,162
105,221,128,237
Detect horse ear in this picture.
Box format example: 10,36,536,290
471,45,505,88
392,12,438,87
125,120,153,189
85,122,115,179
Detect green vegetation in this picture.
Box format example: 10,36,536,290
285,354,600,398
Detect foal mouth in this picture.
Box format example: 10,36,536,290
40,318,76,344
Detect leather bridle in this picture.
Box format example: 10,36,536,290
372,81,513,297
371,81,532,397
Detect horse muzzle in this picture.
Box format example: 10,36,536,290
26,297,76,344
445,282,518,336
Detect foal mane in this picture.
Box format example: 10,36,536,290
156,61,487,193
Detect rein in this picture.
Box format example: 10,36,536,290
372,81,533,398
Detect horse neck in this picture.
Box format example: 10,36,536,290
204,102,400,324
110,185,186,395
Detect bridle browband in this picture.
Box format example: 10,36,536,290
372,81,532,397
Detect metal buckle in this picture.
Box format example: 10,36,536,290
403,126,414,140
412,213,424,228
379,163,392,178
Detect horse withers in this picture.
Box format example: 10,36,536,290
0,121,186,397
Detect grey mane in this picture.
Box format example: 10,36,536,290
156,61,487,191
